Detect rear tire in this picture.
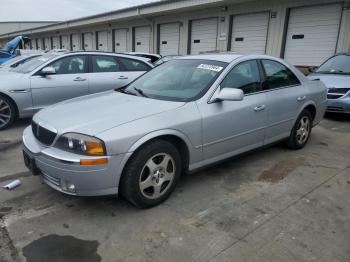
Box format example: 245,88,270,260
0,94,16,130
286,110,313,150
120,140,182,208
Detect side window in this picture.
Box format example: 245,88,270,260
221,60,261,94
92,55,120,73
49,56,86,75
261,60,300,89
118,57,151,71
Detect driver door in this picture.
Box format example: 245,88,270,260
30,55,89,111
198,60,267,161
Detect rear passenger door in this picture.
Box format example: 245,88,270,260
88,55,152,94
260,59,306,144
117,57,152,83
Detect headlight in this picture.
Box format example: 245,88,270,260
54,133,106,156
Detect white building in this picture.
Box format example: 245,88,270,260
0,0,349,67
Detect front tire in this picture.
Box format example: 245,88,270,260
0,95,16,130
120,140,182,208
286,110,312,150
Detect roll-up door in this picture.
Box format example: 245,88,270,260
37,39,43,50
97,31,109,51
71,34,81,51
284,4,342,66
159,23,180,55
52,36,59,49
114,29,128,52
83,32,94,50
134,26,151,53
190,18,218,54
44,37,51,50
230,12,269,54
61,35,69,49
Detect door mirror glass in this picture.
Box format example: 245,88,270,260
215,88,244,102
40,66,56,76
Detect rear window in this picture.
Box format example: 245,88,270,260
118,57,151,71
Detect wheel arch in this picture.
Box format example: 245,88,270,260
0,91,19,118
119,130,193,178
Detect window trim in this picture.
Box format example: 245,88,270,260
34,54,88,76
258,59,301,91
218,59,263,95
116,56,152,72
89,54,122,73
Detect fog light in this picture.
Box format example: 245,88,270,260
60,179,76,193
67,183,76,193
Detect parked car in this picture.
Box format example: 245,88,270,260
0,35,31,64
126,52,162,63
153,55,181,66
308,53,350,113
0,51,153,130
0,54,42,72
22,54,327,208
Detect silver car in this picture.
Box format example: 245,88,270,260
0,54,43,72
0,51,153,129
308,53,350,113
22,54,327,208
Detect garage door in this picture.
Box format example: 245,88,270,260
52,36,59,49
61,35,69,49
71,34,81,51
284,4,342,66
114,29,128,52
44,37,51,50
190,18,218,54
159,23,180,55
83,32,94,50
37,39,43,50
230,12,269,54
97,31,110,51
134,26,151,53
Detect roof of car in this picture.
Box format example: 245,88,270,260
179,53,244,63
65,51,152,64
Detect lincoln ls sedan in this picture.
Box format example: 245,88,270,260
0,51,153,130
22,54,327,208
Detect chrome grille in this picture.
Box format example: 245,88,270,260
32,121,57,146
327,88,350,99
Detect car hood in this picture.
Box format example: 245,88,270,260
33,91,186,136
308,74,350,88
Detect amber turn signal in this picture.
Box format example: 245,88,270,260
80,158,108,166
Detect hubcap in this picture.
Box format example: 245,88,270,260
0,99,11,129
296,116,310,145
139,153,176,199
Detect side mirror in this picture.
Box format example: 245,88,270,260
214,88,244,102
40,66,56,76
308,66,318,74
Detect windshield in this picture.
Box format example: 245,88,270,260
10,54,60,73
0,55,42,68
124,59,228,101
316,54,350,74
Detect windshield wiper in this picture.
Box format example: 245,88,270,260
133,87,149,98
317,70,350,75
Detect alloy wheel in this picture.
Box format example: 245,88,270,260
0,99,12,129
296,116,310,145
139,153,176,199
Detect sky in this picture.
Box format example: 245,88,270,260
0,0,160,22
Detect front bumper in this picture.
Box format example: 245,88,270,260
22,126,127,196
327,97,350,113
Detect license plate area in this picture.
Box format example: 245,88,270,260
23,150,40,176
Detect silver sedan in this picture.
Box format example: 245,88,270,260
22,54,327,208
0,51,153,129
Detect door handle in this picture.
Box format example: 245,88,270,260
297,96,306,102
73,77,87,81
253,105,266,112
118,76,128,80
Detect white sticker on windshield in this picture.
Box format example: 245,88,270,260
197,64,223,72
